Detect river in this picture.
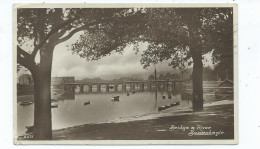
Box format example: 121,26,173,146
17,84,194,136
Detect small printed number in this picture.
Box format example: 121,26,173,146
24,134,34,139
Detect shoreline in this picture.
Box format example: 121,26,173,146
52,99,234,140
18,98,234,140
53,99,233,131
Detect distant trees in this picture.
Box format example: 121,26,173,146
172,74,180,80
18,74,34,85
158,74,165,80
213,64,233,80
165,73,171,80
113,77,144,82
203,67,216,81
148,75,155,80
203,67,232,81
147,73,180,80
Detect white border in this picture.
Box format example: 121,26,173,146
12,2,238,145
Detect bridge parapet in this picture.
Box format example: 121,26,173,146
62,79,182,85
52,79,184,94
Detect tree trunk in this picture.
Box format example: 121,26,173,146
191,48,203,111
32,45,54,140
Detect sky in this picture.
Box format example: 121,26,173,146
51,41,176,79
18,31,214,80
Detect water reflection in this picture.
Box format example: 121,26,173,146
17,89,185,136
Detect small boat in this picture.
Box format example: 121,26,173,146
51,102,58,108
168,95,172,99
51,99,58,102
111,96,120,101
84,101,90,106
20,101,33,106
170,102,180,107
165,105,171,108
158,106,166,111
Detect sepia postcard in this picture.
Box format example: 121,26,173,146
13,3,238,144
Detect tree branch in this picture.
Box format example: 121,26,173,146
31,30,40,58
55,26,89,45
31,18,77,57
31,47,38,58
55,17,113,45
17,46,37,73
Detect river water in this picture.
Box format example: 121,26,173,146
17,85,194,136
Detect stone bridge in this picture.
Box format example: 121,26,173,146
52,80,184,93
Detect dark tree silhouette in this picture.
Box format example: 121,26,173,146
17,8,145,140
135,8,233,111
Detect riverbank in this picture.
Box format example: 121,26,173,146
53,99,234,140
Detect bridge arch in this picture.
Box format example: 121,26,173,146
108,84,115,92
59,80,181,93
91,84,98,92
73,85,83,93
117,84,123,92
125,84,131,91
100,84,106,92
82,84,88,93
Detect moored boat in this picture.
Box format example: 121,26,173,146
84,101,90,106
111,96,120,101
20,101,33,106
51,102,58,108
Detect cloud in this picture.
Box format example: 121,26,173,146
51,41,177,79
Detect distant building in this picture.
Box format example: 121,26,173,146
51,76,75,86
215,79,233,99
51,76,75,93
218,79,233,87
217,79,233,92
18,74,34,85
